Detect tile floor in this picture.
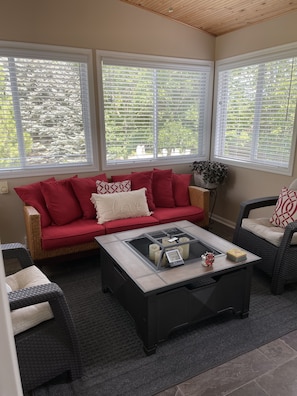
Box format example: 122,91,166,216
156,331,297,396
156,221,297,396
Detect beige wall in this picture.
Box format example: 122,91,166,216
0,0,214,58
0,0,214,244
213,11,297,226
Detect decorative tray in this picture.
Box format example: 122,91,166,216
124,227,223,271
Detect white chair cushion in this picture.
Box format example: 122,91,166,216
242,217,297,247
6,265,54,335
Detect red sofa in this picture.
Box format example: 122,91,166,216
15,169,209,261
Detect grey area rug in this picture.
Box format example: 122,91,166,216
33,257,297,396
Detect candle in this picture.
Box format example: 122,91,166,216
179,237,190,259
149,244,160,260
162,237,176,246
154,250,167,267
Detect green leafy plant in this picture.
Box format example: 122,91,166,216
191,160,228,185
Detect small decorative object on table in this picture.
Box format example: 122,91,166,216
227,248,247,263
201,251,215,267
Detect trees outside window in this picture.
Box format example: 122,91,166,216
97,52,213,168
213,47,297,175
0,45,97,177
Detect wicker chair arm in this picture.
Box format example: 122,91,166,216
8,283,64,311
8,282,64,311
271,221,297,294
273,221,297,253
238,196,278,219
233,196,278,244
9,281,82,381
1,243,34,269
9,281,79,345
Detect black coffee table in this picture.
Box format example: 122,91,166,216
95,221,261,355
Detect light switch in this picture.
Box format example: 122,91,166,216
0,180,8,194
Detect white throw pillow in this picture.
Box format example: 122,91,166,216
6,265,54,335
91,188,152,224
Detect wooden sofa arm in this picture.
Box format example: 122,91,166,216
23,205,43,261
23,205,99,261
188,186,210,228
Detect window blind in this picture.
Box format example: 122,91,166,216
0,49,94,173
214,56,297,173
99,54,212,167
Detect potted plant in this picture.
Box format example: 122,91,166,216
191,160,228,189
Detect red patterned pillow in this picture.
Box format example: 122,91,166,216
152,169,175,208
270,187,297,228
172,174,191,206
70,174,108,219
40,176,82,226
96,180,131,194
14,177,55,227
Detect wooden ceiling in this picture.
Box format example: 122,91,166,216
120,0,297,36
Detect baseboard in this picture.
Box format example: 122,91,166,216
211,214,236,230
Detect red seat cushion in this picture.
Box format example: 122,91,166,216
152,206,204,224
41,219,105,250
70,174,108,219
104,215,158,234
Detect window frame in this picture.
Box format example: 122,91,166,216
97,50,214,171
0,41,99,179
212,42,297,176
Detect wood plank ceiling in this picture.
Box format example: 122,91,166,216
120,0,297,36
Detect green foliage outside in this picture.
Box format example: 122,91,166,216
103,65,203,161
220,58,297,165
0,58,89,170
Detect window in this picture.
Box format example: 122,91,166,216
97,51,213,169
0,43,97,177
213,44,297,175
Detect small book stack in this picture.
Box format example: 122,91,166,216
226,248,247,262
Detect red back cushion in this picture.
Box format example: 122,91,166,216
70,174,108,219
152,169,175,208
172,174,191,206
40,177,82,225
112,171,155,210
14,177,55,228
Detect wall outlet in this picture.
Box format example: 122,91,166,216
0,181,8,194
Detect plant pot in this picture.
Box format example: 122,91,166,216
193,172,218,190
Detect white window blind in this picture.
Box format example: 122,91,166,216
214,52,297,174
98,53,213,168
0,45,96,176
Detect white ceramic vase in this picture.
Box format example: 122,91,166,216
193,171,218,190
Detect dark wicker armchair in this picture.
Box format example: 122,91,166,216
2,243,82,392
233,197,297,295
